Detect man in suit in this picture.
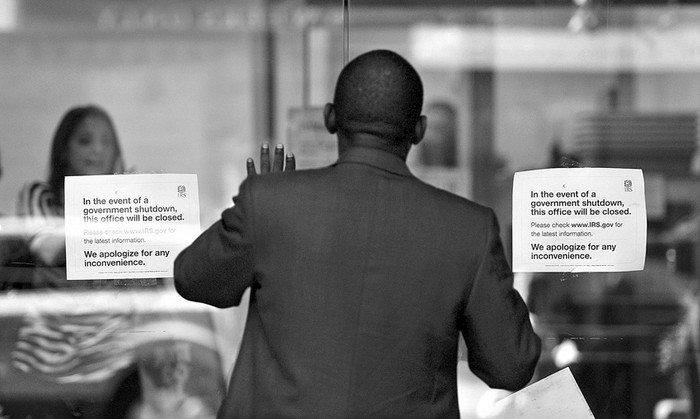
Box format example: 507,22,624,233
174,49,540,418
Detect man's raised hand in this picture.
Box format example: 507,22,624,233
246,143,296,176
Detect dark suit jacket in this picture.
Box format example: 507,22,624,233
174,146,541,419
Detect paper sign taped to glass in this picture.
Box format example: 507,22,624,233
64,173,200,280
512,168,646,272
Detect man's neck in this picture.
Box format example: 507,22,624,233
338,132,410,161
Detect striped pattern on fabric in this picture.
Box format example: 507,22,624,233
11,311,136,383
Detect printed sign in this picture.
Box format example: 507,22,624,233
512,168,646,272
64,174,200,280
481,368,594,418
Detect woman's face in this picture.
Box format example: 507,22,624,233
66,115,118,176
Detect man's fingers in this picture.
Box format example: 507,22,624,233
246,158,256,176
260,143,271,173
248,143,294,175
285,153,296,171
272,144,285,172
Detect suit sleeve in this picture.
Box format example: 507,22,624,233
174,178,255,308
462,210,541,391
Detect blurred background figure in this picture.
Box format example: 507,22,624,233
126,341,215,419
417,100,458,167
658,287,700,419
16,104,125,287
0,141,31,290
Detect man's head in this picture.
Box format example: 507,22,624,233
324,50,426,159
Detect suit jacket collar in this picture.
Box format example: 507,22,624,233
335,147,414,178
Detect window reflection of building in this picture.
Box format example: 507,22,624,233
418,101,457,167
5,1,700,418
524,111,700,419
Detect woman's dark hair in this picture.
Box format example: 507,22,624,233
47,105,123,200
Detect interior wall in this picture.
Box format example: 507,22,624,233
495,71,620,173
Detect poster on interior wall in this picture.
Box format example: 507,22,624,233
287,107,338,170
512,168,646,272
64,174,200,280
407,95,472,199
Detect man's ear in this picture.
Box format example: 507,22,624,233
412,115,427,145
324,103,337,134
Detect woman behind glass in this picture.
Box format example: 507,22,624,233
17,104,124,287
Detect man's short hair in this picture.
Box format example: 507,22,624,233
333,50,423,143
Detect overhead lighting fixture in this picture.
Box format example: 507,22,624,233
0,0,19,32
567,0,603,33
657,0,679,29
